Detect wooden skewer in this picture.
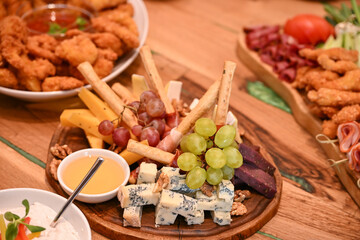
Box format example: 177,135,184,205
177,78,221,135
111,82,137,104
140,45,175,114
77,62,138,128
127,139,174,165
215,61,236,125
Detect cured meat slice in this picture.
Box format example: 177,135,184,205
337,121,360,152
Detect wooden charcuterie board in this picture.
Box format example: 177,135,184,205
236,30,360,208
45,124,282,239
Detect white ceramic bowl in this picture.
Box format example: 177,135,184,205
0,188,91,240
57,148,130,204
0,0,148,102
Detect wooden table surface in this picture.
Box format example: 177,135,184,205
1,0,359,239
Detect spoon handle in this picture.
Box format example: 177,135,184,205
50,157,104,227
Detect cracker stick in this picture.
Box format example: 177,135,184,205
140,45,175,114
111,82,137,104
77,62,138,128
127,139,174,165
215,61,236,125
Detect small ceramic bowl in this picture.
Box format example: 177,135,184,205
57,148,130,204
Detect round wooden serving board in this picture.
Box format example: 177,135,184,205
236,30,360,208
46,124,282,239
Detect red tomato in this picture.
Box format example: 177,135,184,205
284,14,334,45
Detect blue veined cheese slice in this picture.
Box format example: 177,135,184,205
166,175,198,194
217,180,234,202
211,210,232,225
137,162,157,184
185,210,204,225
118,183,160,208
195,190,232,211
158,166,180,179
159,189,198,217
123,206,143,227
155,204,178,226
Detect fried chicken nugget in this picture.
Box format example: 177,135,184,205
1,35,28,69
99,3,134,17
322,104,360,138
55,35,98,66
91,16,139,49
27,34,61,64
83,0,126,11
308,88,360,107
0,16,27,42
0,68,18,89
42,76,84,91
300,48,358,62
92,48,117,79
309,69,360,91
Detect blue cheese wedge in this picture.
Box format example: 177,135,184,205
158,166,180,179
195,190,231,211
123,206,143,227
118,183,160,208
159,190,197,217
211,211,232,226
185,210,204,225
155,204,178,226
217,180,234,202
137,162,157,184
167,175,198,194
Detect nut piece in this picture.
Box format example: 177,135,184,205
49,158,62,181
231,202,247,216
153,172,169,193
234,190,251,202
50,144,72,159
200,181,215,197
129,167,140,184
172,99,190,117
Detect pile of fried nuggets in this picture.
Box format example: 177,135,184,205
292,47,360,139
0,0,139,92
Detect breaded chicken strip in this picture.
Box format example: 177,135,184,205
0,68,18,89
308,88,360,107
322,104,360,138
309,69,360,91
292,66,339,90
42,76,84,91
55,35,98,66
299,48,358,62
317,54,358,74
91,16,139,49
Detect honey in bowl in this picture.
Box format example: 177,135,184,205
62,155,125,195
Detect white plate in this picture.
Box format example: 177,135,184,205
0,188,91,240
0,0,148,102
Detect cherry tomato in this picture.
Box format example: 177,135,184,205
284,14,334,45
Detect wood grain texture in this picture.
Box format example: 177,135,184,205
0,1,359,239
236,30,360,208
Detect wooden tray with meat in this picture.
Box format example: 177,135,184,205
236,25,360,208
45,46,282,239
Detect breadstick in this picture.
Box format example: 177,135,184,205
177,79,221,135
77,62,138,128
127,139,174,165
215,61,236,125
140,45,175,114
111,82,137,104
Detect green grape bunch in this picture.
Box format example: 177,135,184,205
178,118,243,189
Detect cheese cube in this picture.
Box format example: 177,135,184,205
158,166,180,179
159,190,197,217
167,175,198,194
195,190,232,211
137,162,157,184
155,204,178,226
211,211,232,226
165,80,182,102
118,183,160,208
185,210,204,225
189,98,199,110
123,206,143,227
217,180,234,202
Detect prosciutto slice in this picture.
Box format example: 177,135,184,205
337,121,360,153
347,143,360,172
